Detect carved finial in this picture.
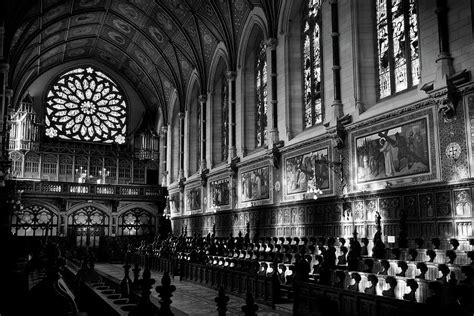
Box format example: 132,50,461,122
241,291,258,316
129,258,158,316
155,271,176,315
215,286,229,316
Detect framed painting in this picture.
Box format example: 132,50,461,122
185,186,201,212
241,166,270,202
285,147,329,195
238,161,273,207
351,108,439,190
209,177,230,208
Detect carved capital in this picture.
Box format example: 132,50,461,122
198,94,207,104
178,112,185,119
225,71,236,81
0,63,10,72
266,38,278,50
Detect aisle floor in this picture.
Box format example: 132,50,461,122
94,263,293,316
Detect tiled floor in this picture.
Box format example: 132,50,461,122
95,263,293,316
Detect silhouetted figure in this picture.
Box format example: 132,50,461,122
364,258,374,273
378,260,390,275
403,279,418,302
449,238,459,250
437,264,450,285
397,260,408,277
334,270,346,288
364,274,378,295
382,276,397,298
427,249,436,262
347,273,361,292
337,246,348,265
416,262,428,279
408,248,418,261
360,238,369,256
347,235,361,271
446,249,457,264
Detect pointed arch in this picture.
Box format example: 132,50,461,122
185,71,201,176
237,8,269,153
208,42,230,166
237,7,269,69
208,42,230,92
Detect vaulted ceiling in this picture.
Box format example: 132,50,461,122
2,0,281,125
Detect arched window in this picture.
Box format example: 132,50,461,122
68,206,109,247
118,208,155,236
255,39,267,148
303,0,323,128
11,205,58,237
376,0,419,98
45,66,127,144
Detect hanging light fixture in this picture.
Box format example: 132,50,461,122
134,111,159,161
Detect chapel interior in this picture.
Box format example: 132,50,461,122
0,0,473,315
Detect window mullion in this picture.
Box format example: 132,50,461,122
403,0,413,88
386,0,396,95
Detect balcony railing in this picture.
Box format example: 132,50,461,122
11,180,166,200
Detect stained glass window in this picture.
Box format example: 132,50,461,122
222,74,229,162
303,0,323,128
256,39,267,148
68,206,109,247
11,205,58,236
376,0,419,99
118,208,155,236
45,66,127,144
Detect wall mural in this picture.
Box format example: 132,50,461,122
355,117,430,183
210,178,230,207
241,166,270,202
186,187,201,211
285,147,329,195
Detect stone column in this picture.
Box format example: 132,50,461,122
159,126,168,187
266,38,279,148
199,94,207,171
226,71,237,162
434,0,454,85
178,112,185,181
330,0,344,121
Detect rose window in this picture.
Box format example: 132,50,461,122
45,66,127,144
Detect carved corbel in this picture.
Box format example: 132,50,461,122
199,168,209,187
267,142,283,169
421,69,470,120
178,177,186,192
331,114,352,149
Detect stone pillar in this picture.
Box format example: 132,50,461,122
434,0,454,86
330,0,344,121
166,124,172,185
266,38,279,148
226,71,237,161
199,94,207,171
178,112,185,181
159,126,168,187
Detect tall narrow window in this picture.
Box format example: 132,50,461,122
303,0,323,128
221,74,229,162
255,39,267,148
376,0,419,99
